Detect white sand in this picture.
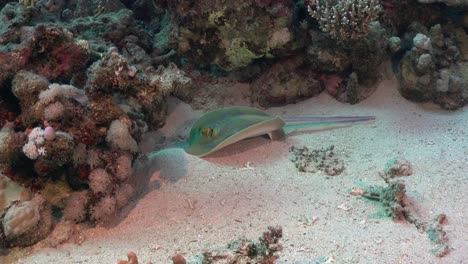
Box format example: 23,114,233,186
17,77,467,263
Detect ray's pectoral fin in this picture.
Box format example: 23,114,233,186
268,128,286,141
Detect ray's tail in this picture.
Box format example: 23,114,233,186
283,115,376,125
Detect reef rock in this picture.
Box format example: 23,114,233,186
165,0,296,71
398,24,467,109
0,173,32,212
1,194,54,247
251,56,322,107
304,22,388,104
87,50,192,128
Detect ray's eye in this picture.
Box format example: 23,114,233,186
201,127,214,137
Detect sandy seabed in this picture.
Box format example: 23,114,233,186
15,77,467,264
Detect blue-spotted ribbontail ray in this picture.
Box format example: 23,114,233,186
185,106,375,157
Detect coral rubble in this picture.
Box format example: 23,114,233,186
117,226,283,264
289,145,345,176
355,158,452,257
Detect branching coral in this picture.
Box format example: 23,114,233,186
307,0,382,40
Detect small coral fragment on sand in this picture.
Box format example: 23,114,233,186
361,181,410,221
427,214,451,257
117,251,140,264
289,145,345,176
171,254,187,264
384,158,413,178
201,226,283,263
356,163,452,257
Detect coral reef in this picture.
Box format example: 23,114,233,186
87,50,192,128
163,0,296,71
308,20,389,101
397,23,467,109
251,56,323,107
0,0,465,253
250,18,389,106
0,0,194,249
